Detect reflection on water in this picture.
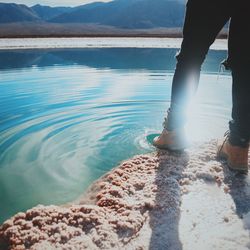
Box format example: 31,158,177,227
0,48,231,223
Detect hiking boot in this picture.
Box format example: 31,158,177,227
153,118,188,151
217,133,249,173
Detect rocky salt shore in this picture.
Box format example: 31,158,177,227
0,140,250,250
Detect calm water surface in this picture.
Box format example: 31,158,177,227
0,48,231,223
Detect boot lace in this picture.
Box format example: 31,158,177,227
162,117,168,129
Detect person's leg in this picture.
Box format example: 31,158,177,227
166,0,230,130
229,69,250,146
216,0,249,172
153,0,230,150
227,1,250,146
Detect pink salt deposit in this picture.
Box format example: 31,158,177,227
1,140,250,249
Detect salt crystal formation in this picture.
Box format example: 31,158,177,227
1,140,249,250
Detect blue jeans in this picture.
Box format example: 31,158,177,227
167,0,250,146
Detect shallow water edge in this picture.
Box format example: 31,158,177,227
1,140,250,249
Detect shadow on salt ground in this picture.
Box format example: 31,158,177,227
222,166,250,234
148,150,189,250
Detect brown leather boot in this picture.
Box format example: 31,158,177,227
153,124,188,151
217,135,249,173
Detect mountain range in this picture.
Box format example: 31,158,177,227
0,0,186,29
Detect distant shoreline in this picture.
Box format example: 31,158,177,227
0,37,227,50
0,34,228,39
0,23,228,40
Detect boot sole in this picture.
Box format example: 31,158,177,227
152,141,187,152
152,135,189,152
154,145,185,153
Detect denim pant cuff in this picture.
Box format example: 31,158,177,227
229,120,250,147
165,104,187,131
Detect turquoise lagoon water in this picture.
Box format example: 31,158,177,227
0,48,231,223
